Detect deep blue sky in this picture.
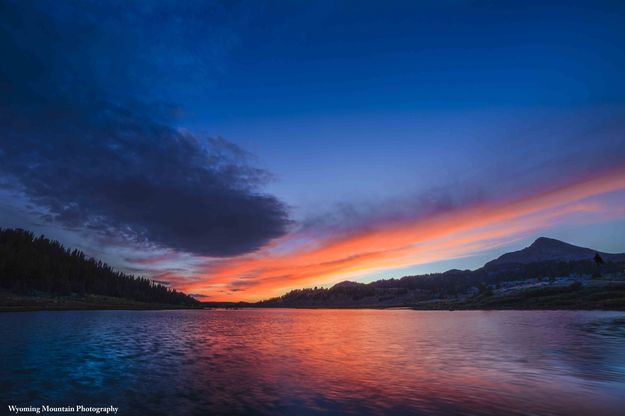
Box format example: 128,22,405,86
180,0,625,213
1,0,625,299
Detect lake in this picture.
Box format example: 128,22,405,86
1,309,625,415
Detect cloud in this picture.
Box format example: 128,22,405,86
0,1,289,257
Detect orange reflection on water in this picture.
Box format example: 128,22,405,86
197,309,625,415
6,309,622,415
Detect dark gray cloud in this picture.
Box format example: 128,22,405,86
0,0,289,257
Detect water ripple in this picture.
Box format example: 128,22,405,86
1,310,625,415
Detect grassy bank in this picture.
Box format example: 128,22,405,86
411,283,625,310
0,292,203,312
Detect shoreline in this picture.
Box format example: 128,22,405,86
3,304,624,313
0,305,205,313
4,283,625,312
0,293,202,313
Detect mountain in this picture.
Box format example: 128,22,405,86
485,237,625,268
0,228,199,309
332,280,367,289
257,237,625,309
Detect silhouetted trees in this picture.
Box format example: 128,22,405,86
593,253,605,278
258,257,625,307
0,228,198,305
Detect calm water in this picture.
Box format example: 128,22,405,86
1,310,625,415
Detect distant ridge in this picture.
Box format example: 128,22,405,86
485,237,625,268
257,236,625,308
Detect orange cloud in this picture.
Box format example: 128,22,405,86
181,166,625,301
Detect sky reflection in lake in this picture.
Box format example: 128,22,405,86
1,310,625,415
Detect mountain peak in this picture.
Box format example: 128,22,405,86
332,280,363,289
486,237,624,268
530,237,569,248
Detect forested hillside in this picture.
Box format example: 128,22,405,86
0,228,198,306
258,238,625,308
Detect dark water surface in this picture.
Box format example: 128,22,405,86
1,309,625,415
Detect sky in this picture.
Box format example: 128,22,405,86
1,0,625,301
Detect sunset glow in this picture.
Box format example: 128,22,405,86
182,166,625,301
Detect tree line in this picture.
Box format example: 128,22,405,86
258,258,624,307
0,228,198,305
